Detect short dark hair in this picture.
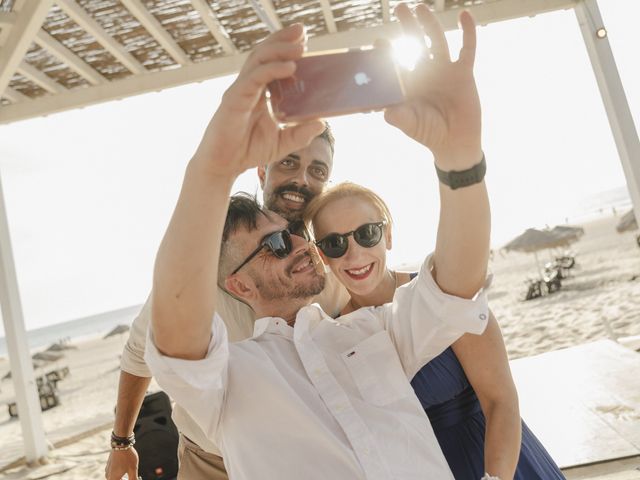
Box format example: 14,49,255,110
318,122,335,157
219,193,267,284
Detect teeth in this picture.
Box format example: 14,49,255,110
293,258,311,273
347,264,372,275
282,193,305,203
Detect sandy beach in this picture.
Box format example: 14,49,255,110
0,214,638,479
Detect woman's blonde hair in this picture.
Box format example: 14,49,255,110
303,182,393,236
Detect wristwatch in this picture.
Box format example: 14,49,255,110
435,154,486,190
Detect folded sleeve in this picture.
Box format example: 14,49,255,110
120,297,153,378
384,254,490,379
144,313,230,442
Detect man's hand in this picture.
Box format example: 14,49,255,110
385,4,482,171
192,23,325,180
105,448,139,480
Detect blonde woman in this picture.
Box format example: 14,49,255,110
304,182,564,480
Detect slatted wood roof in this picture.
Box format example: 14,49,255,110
0,0,577,124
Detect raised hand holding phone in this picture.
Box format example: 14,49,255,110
192,24,325,180
385,3,483,171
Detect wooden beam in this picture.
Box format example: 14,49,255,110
0,12,17,27
3,87,29,103
17,61,65,94
0,0,54,102
0,53,247,124
119,0,190,65
0,174,49,465
0,0,579,124
436,0,577,30
380,0,391,24
248,0,282,32
34,30,105,85
56,0,146,75
189,0,237,55
318,0,337,33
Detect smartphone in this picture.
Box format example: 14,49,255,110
267,48,405,124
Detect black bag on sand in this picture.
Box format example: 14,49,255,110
135,391,179,480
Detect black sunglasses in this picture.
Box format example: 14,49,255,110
315,221,386,259
231,221,310,275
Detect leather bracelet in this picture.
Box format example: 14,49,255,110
111,431,135,449
435,154,486,190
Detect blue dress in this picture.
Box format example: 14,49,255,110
411,347,566,479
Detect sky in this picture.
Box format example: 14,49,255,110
0,1,638,333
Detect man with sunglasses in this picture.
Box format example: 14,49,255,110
106,101,349,480
145,3,493,479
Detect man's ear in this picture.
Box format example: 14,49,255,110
224,274,256,303
257,166,267,189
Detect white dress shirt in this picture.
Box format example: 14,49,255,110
146,257,489,479
121,271,349,454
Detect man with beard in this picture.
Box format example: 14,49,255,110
105,125,350,480
145,3,491,479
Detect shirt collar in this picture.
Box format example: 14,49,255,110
252,304,328,340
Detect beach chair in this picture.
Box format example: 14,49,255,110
524,278,544,301
7,380,60,418
543,269,562,294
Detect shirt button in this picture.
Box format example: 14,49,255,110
479,313,487,320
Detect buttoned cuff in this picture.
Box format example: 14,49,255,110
416,254,491,336
144,313,229,391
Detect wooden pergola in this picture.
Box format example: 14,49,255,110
0,0,638,464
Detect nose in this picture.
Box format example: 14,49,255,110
290,231,311,256
291,167,311,187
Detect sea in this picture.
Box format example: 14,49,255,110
0,186,634,359
0,305,142,358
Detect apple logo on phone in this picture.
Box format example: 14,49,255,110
354,72,372,86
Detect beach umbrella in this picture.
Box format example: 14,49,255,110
504,228,572,253
503,228,575,277
616,209,637,233
103,324,130,339
550,225,585,243
31,351,64,363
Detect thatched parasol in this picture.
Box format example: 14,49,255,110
32,351,65,363
46,341,77,352
616,209,638,233
103,324,130,339
503,228,571,254
504,228,576,277
550,225,585,242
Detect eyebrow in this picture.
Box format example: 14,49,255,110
311,159,329,169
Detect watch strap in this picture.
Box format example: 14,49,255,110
435,154,486,190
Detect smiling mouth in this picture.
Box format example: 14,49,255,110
281,192,306,205
345,263,374,280
292,256,314,274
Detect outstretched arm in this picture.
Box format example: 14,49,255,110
150,24,325,360
386,4,490,298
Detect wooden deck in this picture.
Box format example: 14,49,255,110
511,340,640,475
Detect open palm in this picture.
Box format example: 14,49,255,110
193,25,324,179
386,4,482,170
